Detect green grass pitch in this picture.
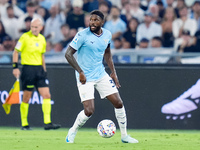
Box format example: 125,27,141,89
0,127,200,150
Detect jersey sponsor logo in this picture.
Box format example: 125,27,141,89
15,42,22,49
35,43,39,47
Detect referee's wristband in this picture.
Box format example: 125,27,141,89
12,62,18,69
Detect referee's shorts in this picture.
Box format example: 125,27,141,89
21,65,49,91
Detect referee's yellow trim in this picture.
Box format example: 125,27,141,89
27,85,34,88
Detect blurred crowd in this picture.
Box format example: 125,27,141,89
1,0,200,63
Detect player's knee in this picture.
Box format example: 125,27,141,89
84,107,95,117
42,93,51,99
114,100,123,109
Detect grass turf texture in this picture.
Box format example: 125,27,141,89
0,127,200,150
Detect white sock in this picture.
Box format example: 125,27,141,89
71,110,90,132
115,106,127,138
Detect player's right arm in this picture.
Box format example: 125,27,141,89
65,46,86,84
12,50,20,79
12,33,26,79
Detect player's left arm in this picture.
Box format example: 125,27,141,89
42,38,47,72
42,54,46,72
104,44,121,88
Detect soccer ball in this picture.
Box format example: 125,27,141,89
97,119,116,138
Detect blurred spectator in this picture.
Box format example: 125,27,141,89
121,0,129,7
113,37,122,49
194,29,200,50
166,0,175,7
62,28,77,53
122,40,131,49
84,0,112,12
161,7,176,47
190,0,200,30
112,38,131,63
61,0,72,16
53,42,63,52
149,4,162,24
176,29,198,52
36,6,50,22
172,5,197,38
60,24,71,48
109,0,122,9
150,36,171,64
140,0,151,11
120,40,132,63
120,1,132,23
17,1,43,32
2,35,15,51
19,16,32,35
37,0,56,10
68,28,77,40
66,0,85,30
156,1,165,22
149,0,168,8
137,38,149,49
1,5,20,40
44,4,65,44
151,36,163,48
136,11,162,44
0,21,8,44
0,0,24,18
46,41,54,53
82,0,90,12
84,13,90,28
0,43,11,63
174,0,186,18
98,1,110,23
17,0,28,12
104,6,127,49
121,0,144,23
112,37,122,63
122,17,139,48
129,0,144,23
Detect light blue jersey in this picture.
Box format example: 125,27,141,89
69,27,112,82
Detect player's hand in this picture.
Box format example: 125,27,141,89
13,68,20,79
110,72,121,88
79,72,86,84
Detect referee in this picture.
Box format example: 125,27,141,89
12,18,61,130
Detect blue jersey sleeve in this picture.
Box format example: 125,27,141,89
69,31,85,51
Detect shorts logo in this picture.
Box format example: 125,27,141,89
109,80,115,88
45,79,49,85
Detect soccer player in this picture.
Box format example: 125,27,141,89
65,10,138,143
12,18,61,130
